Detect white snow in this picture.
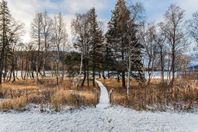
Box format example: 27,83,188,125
1,81,198,132
96,80,110,109
1,106,198,132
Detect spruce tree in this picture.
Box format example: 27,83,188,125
106,0,144,90
106,0,130,88
103,40,114,78
72,9,103,87
0,0,12,84
88,8,104,86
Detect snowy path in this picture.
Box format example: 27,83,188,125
96,80,110,109
1,81,198,132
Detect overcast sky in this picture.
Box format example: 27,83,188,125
6,0,198,43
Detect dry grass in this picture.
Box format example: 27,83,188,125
102,78,198,111
51,89,98,111
0,96,28,111
0,78,99,112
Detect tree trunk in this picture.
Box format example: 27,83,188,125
81,60,86,86
171,27,176,86
160,49,164,83
102,71,106,79
87,64,89,87
127,53,131,98
80,54,83,75
122,71,126,88
107,70,110,78
121,48,126,88
92,66,95,86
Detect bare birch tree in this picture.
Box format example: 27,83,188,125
31,13,43,84
160,4,187,86
41,11,53,77
72,12,90,87
52,13,67,85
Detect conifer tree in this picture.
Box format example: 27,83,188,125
106,0,127,88
72,9,103,87
88,8,104,86
106,0,144,91
0,0,12,84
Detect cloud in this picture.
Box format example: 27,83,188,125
178,0,198,18
63,0,107,14
6,0,198,43
7,0,58,42
6,0,109,43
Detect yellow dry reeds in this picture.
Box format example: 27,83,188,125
103,78,198,111
0,96,28,111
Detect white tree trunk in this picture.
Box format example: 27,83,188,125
127,52,131,98
80,54,83,75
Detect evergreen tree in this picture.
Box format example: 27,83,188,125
106,0,144,90
103,39,114,78
106,0,130,88
0,0,12,84
88,8,104,86
72,9,103,87
126,19,144,95
106,0,124,87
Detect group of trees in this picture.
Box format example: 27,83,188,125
0,0,24,84
1,0,198,94
142,4,188,86
0,0,69,85
72,0,144,96
72,8,103,87
106,0,144,95
31,11,68,85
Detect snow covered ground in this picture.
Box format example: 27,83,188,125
95,80,110,109
1,81,198,132
1,106,198,132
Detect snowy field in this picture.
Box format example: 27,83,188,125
1,81,198,132
1,106,198,132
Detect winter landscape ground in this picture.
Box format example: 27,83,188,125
0,81,198,132
1,0,198,131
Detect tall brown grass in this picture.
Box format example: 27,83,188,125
0,96,28,111
51,89,98,111
0,77,99,112
103,78,198,111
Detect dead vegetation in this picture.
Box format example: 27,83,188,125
101,77,198,111
51,89,98,111
0,78,99,112
0,96,27,112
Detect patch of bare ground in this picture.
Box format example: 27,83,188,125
0,78,99,112
100,78,198,111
